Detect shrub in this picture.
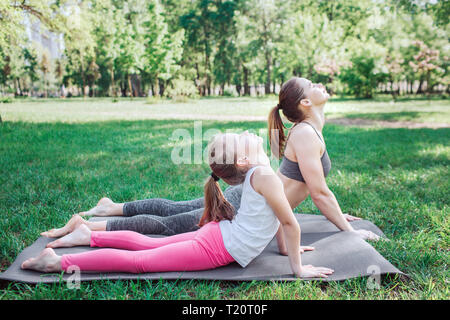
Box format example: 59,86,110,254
222,88,236,97
0,96,14,103
339,56,386,98
145,96,163,104
165,77,199,101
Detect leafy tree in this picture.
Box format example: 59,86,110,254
62,1,96,97
212,1,237,95
180,0,217,95
409,40,444,93
143,0,184,96
244,0,290,94
339,54,384,98
40,49,51,98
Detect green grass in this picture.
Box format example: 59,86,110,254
1,96,449,123
0,98,449,300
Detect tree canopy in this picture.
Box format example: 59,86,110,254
0,0,448,98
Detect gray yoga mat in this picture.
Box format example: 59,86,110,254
0,214,404,283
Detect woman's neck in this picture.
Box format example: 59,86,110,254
303,104,325,132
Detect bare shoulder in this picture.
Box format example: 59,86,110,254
251,166,282,194
288,124,322,153
289,123,318,142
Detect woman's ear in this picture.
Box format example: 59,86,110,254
236,156,249,168
299,98,312,108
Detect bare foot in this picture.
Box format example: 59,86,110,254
21,248,62,272
46,224,92,248
78,197,120,217
41,214,88,238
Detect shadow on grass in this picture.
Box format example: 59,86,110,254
344,111,442,122
329,95,448,102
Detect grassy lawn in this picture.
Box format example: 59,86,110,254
0,97,449,299
1,96,449,124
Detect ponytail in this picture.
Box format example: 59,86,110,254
268,104,286,159
269,77,309,158
198,176,235,227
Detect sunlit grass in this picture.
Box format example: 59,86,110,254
1,96,448,123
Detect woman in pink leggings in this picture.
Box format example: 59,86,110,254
21,132,334,278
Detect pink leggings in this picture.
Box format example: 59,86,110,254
60,221,235,273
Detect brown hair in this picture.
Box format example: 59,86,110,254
198,134,248,227
268,77,307,158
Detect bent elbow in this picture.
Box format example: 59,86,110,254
282,220,300,235
310,189,330,203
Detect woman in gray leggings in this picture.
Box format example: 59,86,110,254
43,76,380,241
41,185,243,238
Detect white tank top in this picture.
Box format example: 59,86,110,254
219,166,280,267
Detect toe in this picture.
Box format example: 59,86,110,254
44,229,55,236
46,240,59,248
21,258,34,269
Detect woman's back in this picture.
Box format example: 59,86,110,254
277,122,330,208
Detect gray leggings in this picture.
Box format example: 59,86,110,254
106,184,243,235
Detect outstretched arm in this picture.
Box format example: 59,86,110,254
291,128,379,240
291,128,353,231
253,167,333,278
276,226,314,255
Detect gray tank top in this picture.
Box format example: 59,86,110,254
279,122,331,183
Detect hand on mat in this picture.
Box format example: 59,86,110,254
299,246,315,253
343,213,361,222
298,265,334,278
280,246,315,256
353,229,380,241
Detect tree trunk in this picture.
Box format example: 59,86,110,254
236,83,242,96
132,74,141,97
120,79,127,97
243,67,250,96
17,78,23,96
13,78,18,97
390,78,397,101
127,74,133,98
265,51,271,95
110,66,116,97
203,29,211,95
416,75,424,94
426,71,432,94
154,76,159,97
194,63,203,96
43,74,48,98
80,60,86,98
159,80,165,96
